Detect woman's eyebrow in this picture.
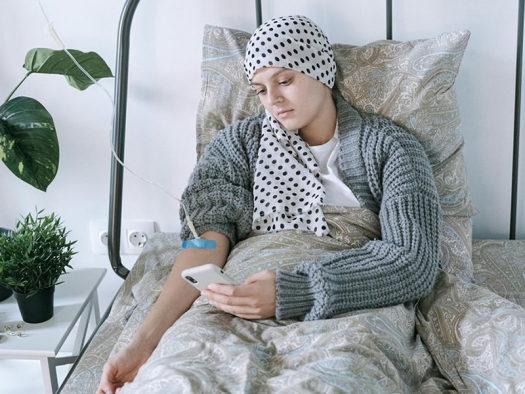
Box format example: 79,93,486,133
251,69,290,86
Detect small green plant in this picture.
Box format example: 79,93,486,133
0,208,77,297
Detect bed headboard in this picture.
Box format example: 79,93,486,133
107,0,523,279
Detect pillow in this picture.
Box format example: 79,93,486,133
196,25,264,155
472,240,525,307
196,25,477,280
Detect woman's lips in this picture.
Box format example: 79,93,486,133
278,109,293,117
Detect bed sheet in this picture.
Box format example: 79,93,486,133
61,212,525,393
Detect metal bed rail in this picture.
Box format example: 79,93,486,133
512,0,525,240
106,0,523,279
108,0,141,279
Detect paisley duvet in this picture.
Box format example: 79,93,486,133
62,208,525,393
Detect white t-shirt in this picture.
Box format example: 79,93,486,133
309,128,361,207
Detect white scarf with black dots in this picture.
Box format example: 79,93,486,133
245,15,336,236
252,111,329,236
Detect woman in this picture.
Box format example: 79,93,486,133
97,15,440,393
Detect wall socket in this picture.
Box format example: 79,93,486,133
90,220,156,255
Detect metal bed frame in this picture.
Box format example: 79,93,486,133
58,0,524,390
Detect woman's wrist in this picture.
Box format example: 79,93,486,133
129,325,165,356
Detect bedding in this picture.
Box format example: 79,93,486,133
62,228,525,393
60,27,525,393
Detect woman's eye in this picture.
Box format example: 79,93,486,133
279,79,291,86
256,88,266,95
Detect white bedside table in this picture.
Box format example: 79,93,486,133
0,268,106,394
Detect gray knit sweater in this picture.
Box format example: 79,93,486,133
180,95,442,321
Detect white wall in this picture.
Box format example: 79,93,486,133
1,0,523,312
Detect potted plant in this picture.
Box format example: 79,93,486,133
0,47,113,191
0,209,77,323
0,228,13,302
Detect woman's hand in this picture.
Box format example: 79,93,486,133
96,344,152,394
201,270,276,319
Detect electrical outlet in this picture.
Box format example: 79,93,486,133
100,231,109,246
90,221,109,254
128,231,147,247
90,220,155,255
123,221,155,254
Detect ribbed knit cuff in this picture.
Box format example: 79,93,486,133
275,269,316,320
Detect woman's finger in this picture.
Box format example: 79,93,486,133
209,299,272,319
202,277,276,319
245,270,275,284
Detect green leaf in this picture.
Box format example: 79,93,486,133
24,48,113,91
0,97,58,191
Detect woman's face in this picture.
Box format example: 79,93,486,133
251,67,334,139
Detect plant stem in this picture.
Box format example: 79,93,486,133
3,71,33,104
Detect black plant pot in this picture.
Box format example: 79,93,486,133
14,285,55,323
0,285,12,302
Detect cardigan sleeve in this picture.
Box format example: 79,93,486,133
179,116,261,247
275,124,442,321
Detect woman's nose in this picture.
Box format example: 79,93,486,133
267,89,282,105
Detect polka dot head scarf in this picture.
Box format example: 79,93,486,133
243,15,336,88
247,16,334,237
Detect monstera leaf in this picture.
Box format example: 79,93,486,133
0,97,58,192
1,48,113,191
24,48,113,90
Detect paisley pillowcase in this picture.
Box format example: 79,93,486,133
196,25,477,281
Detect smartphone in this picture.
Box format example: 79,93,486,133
181,264,236,291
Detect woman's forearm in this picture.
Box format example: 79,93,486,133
129,231,230,354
